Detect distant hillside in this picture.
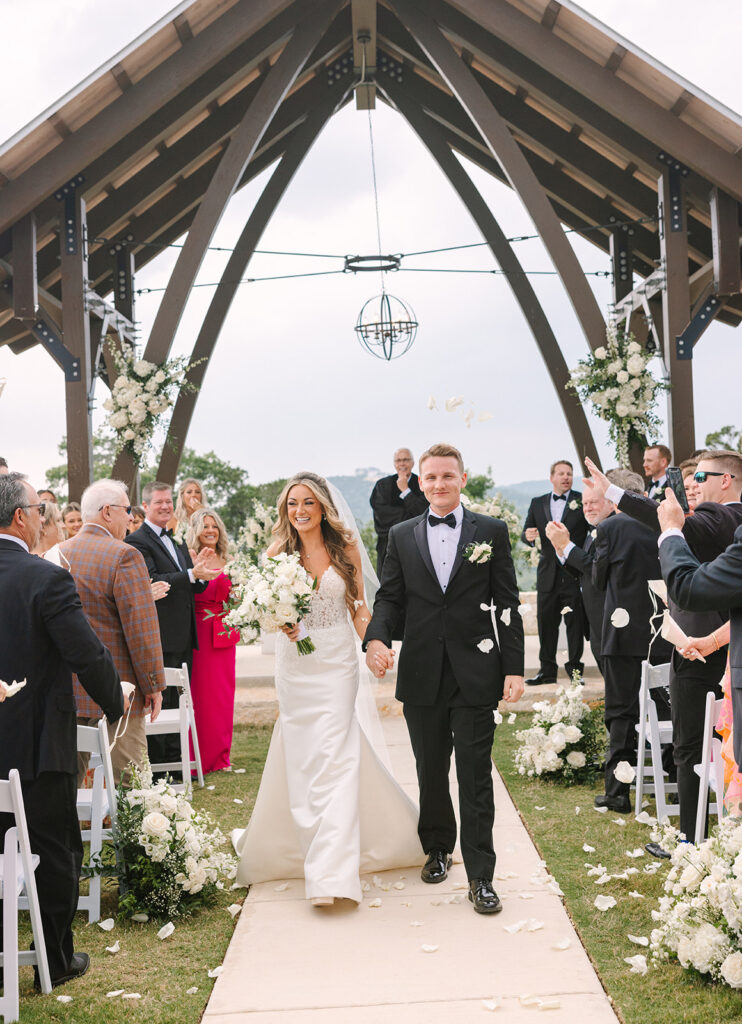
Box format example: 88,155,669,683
327,470,385,526
494,480,551,518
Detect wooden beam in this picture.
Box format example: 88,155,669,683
384,79,601,467
11,214,38,320
709,188,742,295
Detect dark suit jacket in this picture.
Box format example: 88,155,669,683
370,473,428,539
592,514,672,660
521,490,588,591
365,508,524,706
125,522,206,656
564,517,613,654
0,538,123,781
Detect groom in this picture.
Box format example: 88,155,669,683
365,443,525,914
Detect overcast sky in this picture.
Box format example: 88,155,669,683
0,0,740,490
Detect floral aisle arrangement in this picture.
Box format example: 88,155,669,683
514,675,604,783
460,491,530,568
649,819,742,988
567,325,668,467
222,551,316,654
115,766,236,920
103,342,200,465
236,501,277,566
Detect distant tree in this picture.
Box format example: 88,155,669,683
463,466,494,502
45,429,126,503
359,520,378,573
704,425,742,452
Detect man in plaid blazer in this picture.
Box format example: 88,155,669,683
60,479,165,782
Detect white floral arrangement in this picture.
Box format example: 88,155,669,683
236,501,277,566
514,675,604,783
461,491,532,573
115,765,236,920
567,325,668,467
103,342,201,466
649,818,742,988
223,551,316,655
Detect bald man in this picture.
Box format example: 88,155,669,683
370,448,428,574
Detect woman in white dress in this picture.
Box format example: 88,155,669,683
233,473,423,906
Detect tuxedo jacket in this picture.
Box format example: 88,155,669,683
125,522,207,656
564,516,614,653
370,473,428,538
60,527,166,718
592,513,672,660
521,490,588,591
0,539,123,781
617,492,742,681
365,508,524,706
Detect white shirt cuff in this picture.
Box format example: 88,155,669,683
559,540,575,564
399,488,411,498
605,483,624,504
658,527,684,548
188,569,195,584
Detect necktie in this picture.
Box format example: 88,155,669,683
429,513,456,528
552,493,566,501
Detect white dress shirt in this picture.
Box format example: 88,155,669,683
426,504,463,591
0,533,29,552
549,491,569,523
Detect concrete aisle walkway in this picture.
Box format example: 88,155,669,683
205,717,618,1023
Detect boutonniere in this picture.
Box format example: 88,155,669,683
590,528,597,539
464,541,493,564
568,499,581,511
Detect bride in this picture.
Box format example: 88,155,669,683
233,473,423,906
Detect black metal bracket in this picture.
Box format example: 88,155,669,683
31,315,81,382
54,174,86,256
657,154,689,233
675,294,722,360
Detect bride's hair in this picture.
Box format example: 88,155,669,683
273,472,359,612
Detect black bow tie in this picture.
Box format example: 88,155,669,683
160,528,174,539
429,513,456,528
552,493,567,501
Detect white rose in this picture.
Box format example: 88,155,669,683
616,370,629,384
145,376,159,392
133,359,155,377
594,346,607,359
721,952,742,988
627,341,641,354
141,811,171,840
563,725,582,743
566,750,586,768
129,406,147,424
679,863,704,890
109,410,129,429
615,402,629,418
626,353,645,376
123,428,136,441
158,793,178,817
608,360,622,374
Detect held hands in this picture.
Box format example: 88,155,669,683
678,634,718,661
145,690,163,722
365,639,395,679
524,527,539,543
502,675,524,703
583,456,610,499
545,520,570,555
657,488,685,532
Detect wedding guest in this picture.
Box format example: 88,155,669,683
61,480,165,784
126,481,221,775
0,457,8,474
680,459,701,511
585,451,742,846
128,505,145,533
32,500,64,556
370,449,428,574
644,444,671,501
590,468,672,813
173,477,207,538
0,472,124,989
38,488,58,505
61,501,83,539
521,460,588,685
186,508,239,774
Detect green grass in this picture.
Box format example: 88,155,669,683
13,725,272,1024
493,716,742,1024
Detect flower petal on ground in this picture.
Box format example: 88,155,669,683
274,882,290,892
519,994,541,1006
234,768,246,774
594,805,608,814
98,918,114,931
508,713,516,724
421,944,439,953
628,935,649,946
393,881,406,890
594,895,617,911
122,993,142,999
614,761,636,784
368,898,382,908
105,941,120,954
186,987,198,995
610,607,630,628
635,811,657,825
629,890,645,899
575,806,581,815
519,893,535,900
227,904,242,918
537,999,561,1010
410,920,423,927
157,922,175,940
526,919,544,931
583,844,595,853
57,995,73,1003
626,848,645,858
624,954,648,975
481,998,501,1011
494,710,503,725
206,785,215,791
612,817,627,826
552,938,571,951
106,990,125,998
207,966,224,978
504,920,528,934
233,798,243,804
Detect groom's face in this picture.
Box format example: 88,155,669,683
420,456,467,515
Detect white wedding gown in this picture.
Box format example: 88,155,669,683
233,567,424,902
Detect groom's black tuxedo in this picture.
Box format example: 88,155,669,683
366,507,524,881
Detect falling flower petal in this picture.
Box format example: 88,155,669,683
629,890,645,899
583,844,596,853
207,966,224,978
635,811,657,825
463,408,475,429
445,396,464,412
57,995,73,1003
626,848,645,858
233,798,243,804
427,395,437,411
614,761,636,784
594,895,617,911
628,934,649,946
508,713,516,724
494,710,503,725
560,606,572,615
157,922,175,940
478,412,493,422
227,904,242,918
368,898,382,908
624,954,648,975
518,604,532,616
410,920,424,927
612,817,627,827
421,944,439,953
105,941,120,955
477,638,494,654
274,882,289,892
481,997,501,1011
107,990,125,998
500,608,511,626
610,607,630,628
98,918,115,931
552,937,571,951
186,987,198,995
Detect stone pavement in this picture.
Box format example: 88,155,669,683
205,712,617,1023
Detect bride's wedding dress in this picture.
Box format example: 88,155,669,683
233,566,423,902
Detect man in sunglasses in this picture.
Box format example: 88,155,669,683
584,450,742,849
60,478,166,784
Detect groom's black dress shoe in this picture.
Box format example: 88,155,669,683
35,952,90,991
421,849,452,884
525,673,556,687
645,842,671,860
594,793,631,814
468,879,502,915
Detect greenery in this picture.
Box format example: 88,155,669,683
14,725,271,1024
359,519,378,572
493,716,742,1024
463,466,494,502
705,425,742,453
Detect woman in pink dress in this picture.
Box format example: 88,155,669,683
186,508,239,774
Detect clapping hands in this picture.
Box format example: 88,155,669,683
545,520,570,555
192,546,223,580
583,456,610,499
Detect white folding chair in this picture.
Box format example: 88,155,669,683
0,769,52,1020
145,664,204,794
634,661,678,822
694,691,725,845
75,720,117,923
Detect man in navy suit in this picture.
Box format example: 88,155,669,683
521,460,588,684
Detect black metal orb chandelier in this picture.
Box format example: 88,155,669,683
354,290,418,361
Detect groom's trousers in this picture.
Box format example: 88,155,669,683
403,655,496,881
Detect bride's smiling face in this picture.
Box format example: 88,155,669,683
287,485,323,535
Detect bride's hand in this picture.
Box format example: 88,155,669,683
280,623,301,642
365,640,394,678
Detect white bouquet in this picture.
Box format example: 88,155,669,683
235,501,277,566
223,551,317,655
649,818,742,987
115,766,236,920
514,675,604,783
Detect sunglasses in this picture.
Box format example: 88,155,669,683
693,470,735,483
99,504,133,515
